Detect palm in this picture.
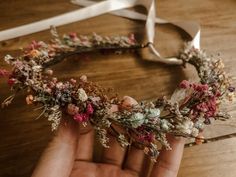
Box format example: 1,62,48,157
71,162,138,177
68,124,145,177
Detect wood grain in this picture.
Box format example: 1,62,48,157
0,0,235,176
179,137,236,177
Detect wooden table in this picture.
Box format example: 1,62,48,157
0,0,236,177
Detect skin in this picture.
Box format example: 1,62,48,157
32,96,185,177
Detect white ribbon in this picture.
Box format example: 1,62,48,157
0,0,201,65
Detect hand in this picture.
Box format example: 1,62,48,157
32,97,185,177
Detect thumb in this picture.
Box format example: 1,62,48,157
32,117,79,177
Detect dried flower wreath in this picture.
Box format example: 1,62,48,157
0,25,235,161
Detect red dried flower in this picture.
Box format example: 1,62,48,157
193,83,209,92
192,97,217,119
138,133,154,143
179,80,189,88
8,78,16,86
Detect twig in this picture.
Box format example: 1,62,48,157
42,44,145,68
185,132,236,147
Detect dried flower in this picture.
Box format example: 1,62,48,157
67,103,79,115
46,105,61,131
69,32,78,40
8,78,16,86
179,80,189,88
27,40,42,50
175,119,194,135
74,113,89,122
146,108,160,118
80,75,87,82
228,86,235,92
138,132,155,142
44,69,53,75
160,119,171,131
26,95,34,105
4,54,14,64
86,103,94,115
130,112,145,128
117,134,130,147
29,49,41,58
77,88,88,102
70,78,77,84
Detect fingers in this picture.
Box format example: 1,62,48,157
101,96,138,166
75,123,94,162
123,145,145,175
32,118,79,177
150,135,185,177
101,131,127,166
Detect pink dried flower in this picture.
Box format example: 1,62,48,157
128,33,136,44
45,88,52,93
70,78,77,84
179,80,189,89
86,103,94,115
73,113,89,122
27,40,41,50
196,102,207,112
108,104,119,114
67,103,79,115
69,32,78,40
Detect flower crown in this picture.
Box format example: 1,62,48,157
0,26,234,161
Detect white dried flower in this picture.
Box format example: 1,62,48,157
77,88,88,102
56,82,64,90
4,54,14,64
191,128,199,137
130,112,145,128
117,134,130,148
160,119,170,131
46,105,61,131
32,65,42,72
147,108,160,118
176,119,194,135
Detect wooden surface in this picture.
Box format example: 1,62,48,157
0,0,236,176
